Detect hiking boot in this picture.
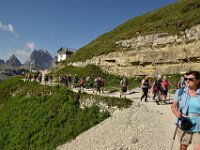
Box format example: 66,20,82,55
156,101,160,105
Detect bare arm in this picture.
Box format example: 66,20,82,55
151,82,155,93
171,101,182,118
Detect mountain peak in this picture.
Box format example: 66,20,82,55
30,49,53,70
6,54,22,67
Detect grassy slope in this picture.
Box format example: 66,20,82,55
0,77,132,150
67,0,200,62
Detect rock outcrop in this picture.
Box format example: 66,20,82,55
70,24,200,76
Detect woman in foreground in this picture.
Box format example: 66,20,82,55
171,71,200,150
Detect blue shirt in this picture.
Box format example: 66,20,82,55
174,87,200,132
188,96,200,132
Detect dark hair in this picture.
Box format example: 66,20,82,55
186,71,200,80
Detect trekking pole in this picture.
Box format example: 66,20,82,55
170,122,178,150
168,89,171,103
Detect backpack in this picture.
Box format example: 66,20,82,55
96,78,102,86
143,79,149,87
162,80,168,89
74,76,78,83
121,79,128,87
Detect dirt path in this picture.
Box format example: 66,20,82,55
56,87,194,150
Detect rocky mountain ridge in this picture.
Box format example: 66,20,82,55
69,24,200,76
29,49,53,70
6,54,22,67
0,49,54,81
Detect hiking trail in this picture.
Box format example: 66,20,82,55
56,87,193,150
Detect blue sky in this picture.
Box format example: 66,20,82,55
0,0,176,63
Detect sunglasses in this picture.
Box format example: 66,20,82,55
184,78,196,81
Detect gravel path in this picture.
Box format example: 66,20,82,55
57,88,193,150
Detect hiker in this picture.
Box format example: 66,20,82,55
73,74,79,88
28,73,32,82
93,77,101,94
49,74,53,85
171,71,200,150
140,76,150,102
80,77,85,91
120,77,128,98
161,76,169,103
177,76,186,89
100,78,105,94
151,75,162,105
85,76,90,89
67,74,72,88
38,73,42,83
65,74,69,87
58,74,63,85
44,74,49,85
152,81,158,101
94,77,102,94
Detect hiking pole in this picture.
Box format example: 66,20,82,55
170,123,178,150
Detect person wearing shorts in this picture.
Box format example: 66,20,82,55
171,71,200,150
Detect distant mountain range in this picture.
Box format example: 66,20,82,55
1,49,54,70
0,49,54,81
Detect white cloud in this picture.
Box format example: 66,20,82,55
0,21,19,37
16,41,37,63
0,21,14,33
26,41,36,50
16,48,32,58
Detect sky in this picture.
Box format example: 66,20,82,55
0,0,177,63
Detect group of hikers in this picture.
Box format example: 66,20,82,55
119,74,170,104
140,74,169,105
138,71,200,150
24,73,53,85
58,74,105,94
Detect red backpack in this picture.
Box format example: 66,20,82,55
162,80,168,88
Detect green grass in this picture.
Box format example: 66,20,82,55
0,77,132,150
65,0,200,62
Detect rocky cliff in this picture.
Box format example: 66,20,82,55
70,24,200,77
29,49,53,70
